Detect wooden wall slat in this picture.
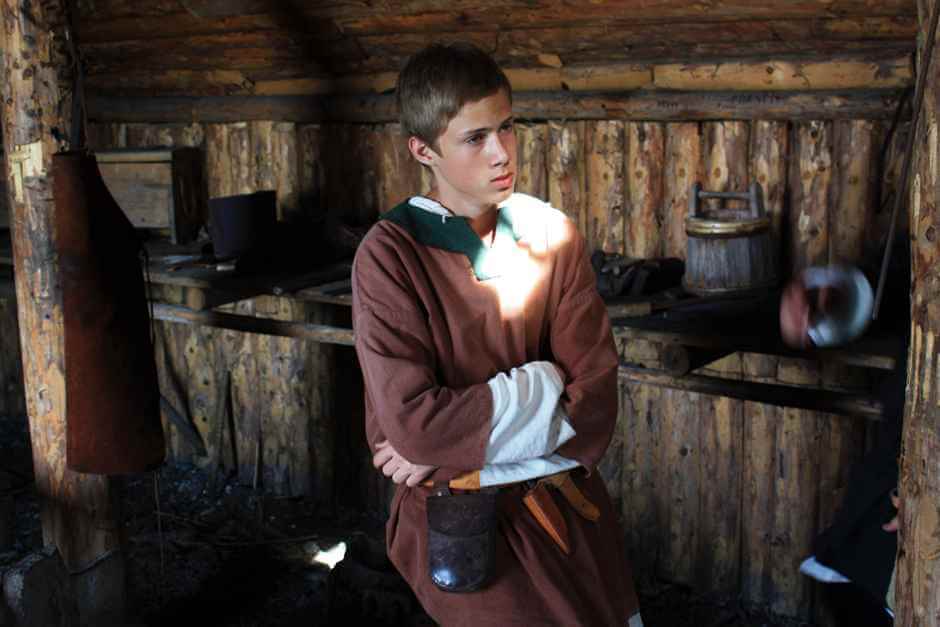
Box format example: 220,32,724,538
695,120,749,594
547,120,586,232
772,120,832,619
660,388,701,584
299,124,327,218
658,121,704,585
585,120,626,254
375,123,423,213
740,120,789,608
620,381,665,576
810,118,876,624
625,122,664,259
515,122,549,200
662,123,702,258
788,121,833,271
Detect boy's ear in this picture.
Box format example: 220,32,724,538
407,136,437,167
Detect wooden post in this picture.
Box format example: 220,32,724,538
895,1,940,623
0,1,126,623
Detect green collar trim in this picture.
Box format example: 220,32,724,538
381,199,521,280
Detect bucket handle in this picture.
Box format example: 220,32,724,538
689,182,765,218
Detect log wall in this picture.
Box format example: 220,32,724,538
77,116,910,621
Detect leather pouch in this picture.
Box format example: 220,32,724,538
426,488,497,593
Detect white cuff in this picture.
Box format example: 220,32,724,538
485,361,575,465
479,454,580,488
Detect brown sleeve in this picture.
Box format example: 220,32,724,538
550,228,619,470
352,227,492,472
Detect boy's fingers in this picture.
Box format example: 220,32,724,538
883,516,900,533
380,455,403,476
392,466,411,484
372,447,394,468
406,465,435,487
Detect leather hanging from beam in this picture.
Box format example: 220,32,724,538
54,151,165,474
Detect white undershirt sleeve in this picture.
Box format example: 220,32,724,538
484,361,576,465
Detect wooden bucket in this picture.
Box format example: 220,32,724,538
683,182,777,296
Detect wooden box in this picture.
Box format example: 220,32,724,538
96,148,204,243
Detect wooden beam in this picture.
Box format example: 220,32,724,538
895,1,940,623
654,56,911,91
618,366,883,419
86,50,911,97
329,3,916,32
78,0,915,24
87,89,909,124
662,345,735,376
152,303,355,346
0,0,126,622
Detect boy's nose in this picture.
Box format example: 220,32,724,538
487,133,512,165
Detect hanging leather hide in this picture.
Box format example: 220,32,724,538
54,151,165,474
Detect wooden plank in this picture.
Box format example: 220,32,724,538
811,118,877,625
739,120,789,610
493,21,915,60
329,3,916,31
78,12,315,43
298,123,327,223
86,51,911,97
514,122,548,200
81,30,339,73
547,121,586,232
658,121,703,587
739,400,779,607
87,90,909,124
585,121,626,254
655,56,910,91
788,121,833,272
250,121,300,220
152,303,355,345
695,120,749,594
619,366,882,419
375,123,422,213
620,382,664,575
662,122,702,259
659,387,700,584
79,0,915,24
625,122,664,259
613,321,899,371
227,296,337,497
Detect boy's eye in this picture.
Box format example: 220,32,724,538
466,134,483,145
500,121,514,133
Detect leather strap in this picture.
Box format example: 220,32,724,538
421,470,481,490
522,483,570,554
544,472,601,522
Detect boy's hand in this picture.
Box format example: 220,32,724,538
373,439,437,487
883,488,901,533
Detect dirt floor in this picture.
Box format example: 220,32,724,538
0,416,815,627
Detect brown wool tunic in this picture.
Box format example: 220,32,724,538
352,195,640,626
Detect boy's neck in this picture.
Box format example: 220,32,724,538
425,190,499,241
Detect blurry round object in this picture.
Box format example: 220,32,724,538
802,265,873,347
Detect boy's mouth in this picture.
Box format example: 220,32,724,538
491,172,514,186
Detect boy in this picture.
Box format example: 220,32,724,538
352,42,642,626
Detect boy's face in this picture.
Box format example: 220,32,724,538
410,89,516,219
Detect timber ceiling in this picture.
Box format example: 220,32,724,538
75,0,918,98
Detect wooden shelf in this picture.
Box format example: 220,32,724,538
3,240,899,419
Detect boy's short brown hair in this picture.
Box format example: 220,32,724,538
396,42,512,151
